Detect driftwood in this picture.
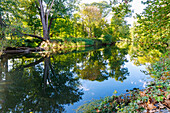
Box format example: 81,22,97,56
4,47,45,54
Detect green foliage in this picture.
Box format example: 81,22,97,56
133,0,169,55
0,39,9,52
76,99,103,113
80,5,102,38
103,34,112,44
93,26,103,38
0,0,132,49
103,1,131,42
79,0,132,40
130,0,169,66
51,37,95,48
50,17,74,37
0,0,79,47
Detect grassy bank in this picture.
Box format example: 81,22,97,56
45,37,116,49
76,52,170,112
0,36,116,54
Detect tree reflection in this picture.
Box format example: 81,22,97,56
76,45,129,82
0,55,83,113
77,50,108,81
0,45,130,112
129,40,167,66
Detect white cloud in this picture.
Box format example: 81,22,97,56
79,85,90,91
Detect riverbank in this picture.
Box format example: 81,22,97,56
0,37,117,55
76,52,170,112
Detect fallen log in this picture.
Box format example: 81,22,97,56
4,47,45,54
4,50,27,54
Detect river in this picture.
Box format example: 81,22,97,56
0,43,152,113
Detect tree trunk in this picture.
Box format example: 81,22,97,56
48,18,54,36
38,0,54,40
89,27,92,38
0,16,6,39
44,57,50,92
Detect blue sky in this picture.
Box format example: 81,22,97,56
81,0,147,26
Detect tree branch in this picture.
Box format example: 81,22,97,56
38,0,47,29
35,1,41,20
15,29,45,41
13,57,45,71
23,33,45,41
46,0,55,31
48,18,54,34
47,0,55,16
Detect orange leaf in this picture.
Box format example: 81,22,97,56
140,91,146,97
147,97,152,104
96,109,100,113
164,99,170,108
147,103,156,110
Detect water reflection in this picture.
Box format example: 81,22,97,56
76,46,129,82
129,41,167,66
0,44,130,112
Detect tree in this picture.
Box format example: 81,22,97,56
88,1,111,18
103,0,132,42
80,5,102,38
38,0,54,40
50,16,74,37
0,0,78,41
134,0,169,48
130,0,169,65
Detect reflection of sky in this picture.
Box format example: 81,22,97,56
65,54,151,113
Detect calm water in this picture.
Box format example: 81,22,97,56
0,44,151,113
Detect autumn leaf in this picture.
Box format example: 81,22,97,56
96,109,100,112
165,93,170,99
159,102,165,109
147,103,156,110
164,99,170,108
146,97,157,110
140,91,146,97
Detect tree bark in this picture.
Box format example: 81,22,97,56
0,16,6,39
38,0,48,40
38,0,55,40
48,18,54,35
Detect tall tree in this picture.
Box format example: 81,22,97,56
130,0,169,66
102,0,132,42
80,5,102,38
0,0,78,41
38,0,54,40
